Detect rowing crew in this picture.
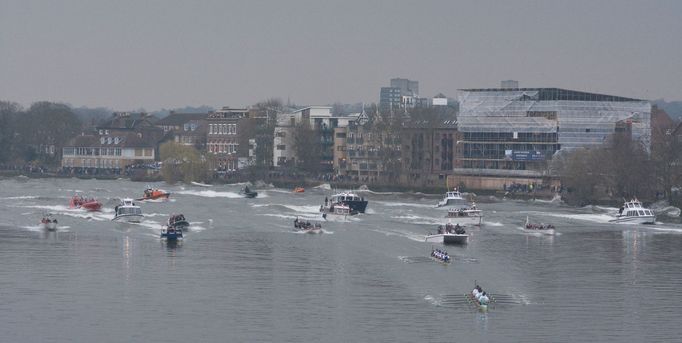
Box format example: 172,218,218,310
431,248,450,262
472,285,490,305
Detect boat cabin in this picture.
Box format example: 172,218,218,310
620,200,654,217
331,192,362,203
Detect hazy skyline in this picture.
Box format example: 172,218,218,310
2,0,681,111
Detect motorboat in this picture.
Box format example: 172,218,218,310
160,226,183,240
430,248,451,264
425,223,469,245
437,188,470,208
138,187,171,201
41,213,58,231
69,195,102,211
167,214,189,229
610,199,656,224
524,216,556,235
326,191,368,214
293,217,323,234
446,202,482,226
293,187,305,193
112,198,143,223
240,186,258,198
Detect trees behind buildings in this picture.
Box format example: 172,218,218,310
556,132,681,205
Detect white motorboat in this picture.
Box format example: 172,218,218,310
437,188,470,208
610,199,656,224
425,223,468,245
41,213,58,231
446,202,483,226
112,198,143,223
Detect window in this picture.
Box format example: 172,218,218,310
276,131,286,137
114,137,120,144
100,137,105,144
336,132,346,138
277,145,286,150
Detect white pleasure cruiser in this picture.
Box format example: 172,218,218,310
609,199,656,224
437,189,469,208
112,198,143,223
445,202,483,226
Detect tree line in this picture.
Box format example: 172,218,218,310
555,132,682,206
0,101,82,165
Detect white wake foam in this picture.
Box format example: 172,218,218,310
175,190,242,198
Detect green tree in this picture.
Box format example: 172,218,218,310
159,142,212,184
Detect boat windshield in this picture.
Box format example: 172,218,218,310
118,207,142,215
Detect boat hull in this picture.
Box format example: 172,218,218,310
243,191,258,198
609,215,655,224
112,214,144,223
161,228,183,240
42,222,57,231
343,200,368,213
81,202,102,211
523,228,555,235
443,234,468,245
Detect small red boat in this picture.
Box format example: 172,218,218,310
293,187,305,193
138,188,171,201
70,195,103,212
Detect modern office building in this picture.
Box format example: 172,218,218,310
452,87,651,188
391,78,419,97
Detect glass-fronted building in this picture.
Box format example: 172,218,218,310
456,88,651,175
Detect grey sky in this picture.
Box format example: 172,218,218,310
1,0,681,110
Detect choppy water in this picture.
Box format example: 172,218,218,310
1,177,681,342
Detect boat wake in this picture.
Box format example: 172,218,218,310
541,212,614,223
374,201,435,209
175,190,242,198
646,227,682,234
391,215,442,225
314,183,332,190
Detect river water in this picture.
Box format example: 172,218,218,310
1,177,681,342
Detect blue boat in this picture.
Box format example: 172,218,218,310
160,226,183,240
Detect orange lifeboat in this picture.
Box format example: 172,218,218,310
293,187,305,193
139,188,171,200
70,195,103,211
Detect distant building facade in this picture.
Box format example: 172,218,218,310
207,107,248,173
400,119,460,186
451,87,651,189
155,112,208,149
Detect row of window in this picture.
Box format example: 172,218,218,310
209,123,237,135
64,147,122,156
216,159,238,171
63,158,121,168
208,143,238,154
